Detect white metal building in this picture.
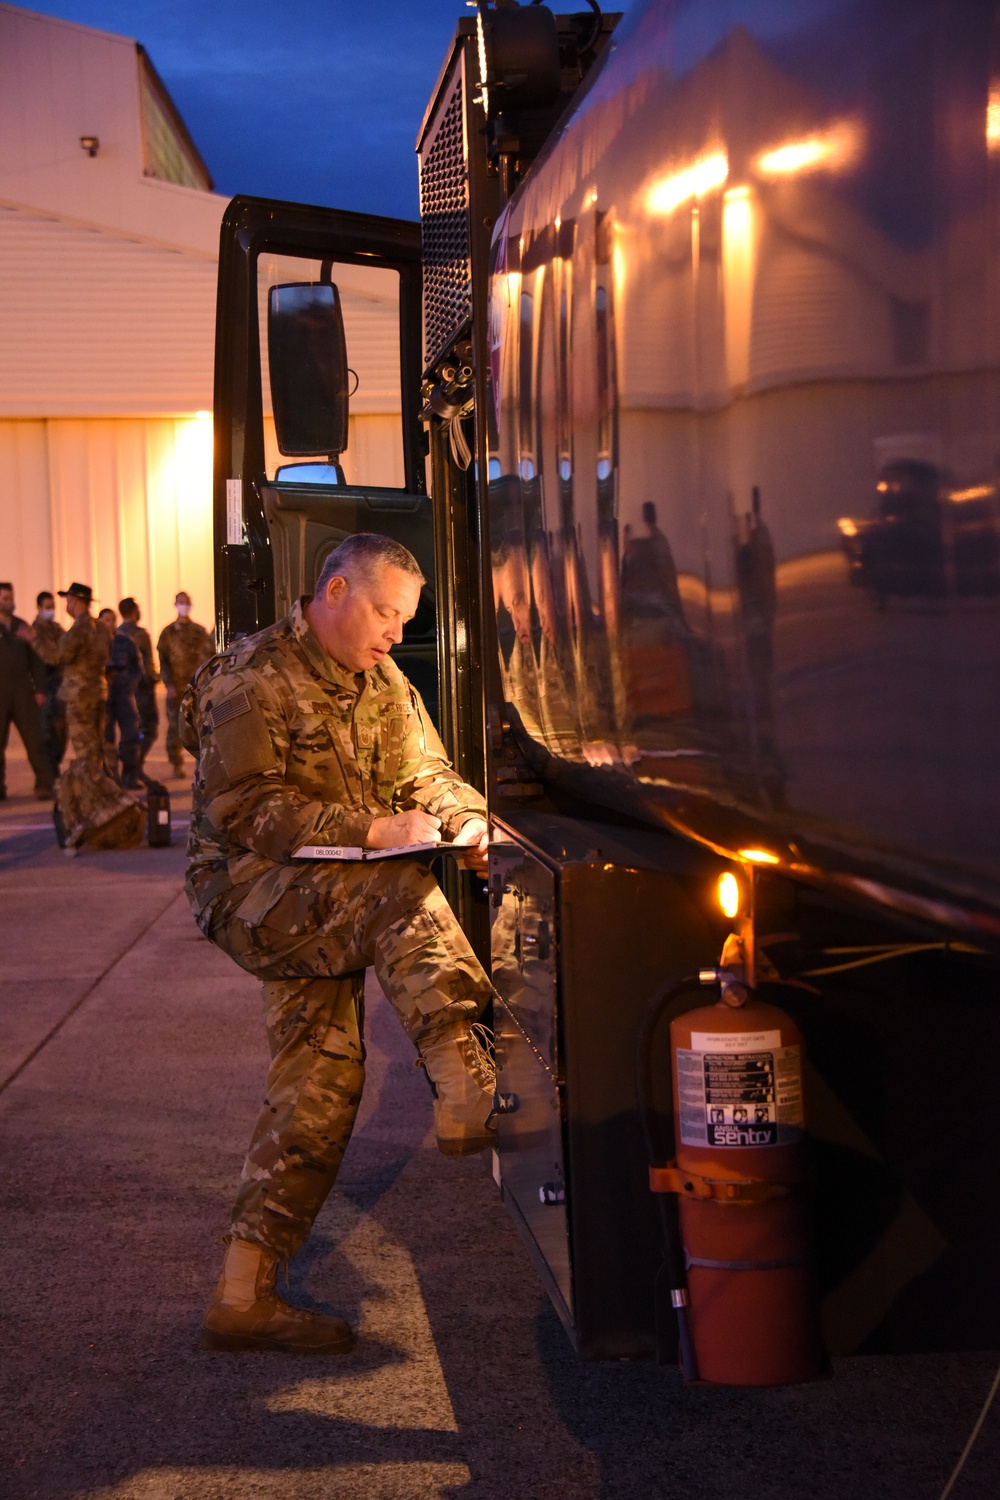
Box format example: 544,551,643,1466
0,3,403,636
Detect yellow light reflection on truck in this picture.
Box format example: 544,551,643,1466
739,849,780,865
949,485,994,503
755,121,861,178
646,151,728,215
722,185,756,387
988,86,1000,149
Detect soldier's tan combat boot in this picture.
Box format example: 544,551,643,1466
201,1239,354,1354
421,1022,497,1157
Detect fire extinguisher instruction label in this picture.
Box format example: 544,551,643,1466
677,1036,804,1148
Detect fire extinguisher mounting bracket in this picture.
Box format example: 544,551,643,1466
649,1162,795,1204
698,965,749,1005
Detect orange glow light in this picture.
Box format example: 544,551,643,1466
755,121,861,178
838,517,859,537
647,150,729,215
717,872,741,920
949,484,994,503
989,86,1000,150
738,848,780,865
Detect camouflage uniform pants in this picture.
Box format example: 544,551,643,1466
209,857,492,1260
64,693,107,768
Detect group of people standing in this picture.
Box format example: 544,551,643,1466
0,579,212,845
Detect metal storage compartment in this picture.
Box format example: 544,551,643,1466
489,813,721,1359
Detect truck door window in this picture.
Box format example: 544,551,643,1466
257,253,404,488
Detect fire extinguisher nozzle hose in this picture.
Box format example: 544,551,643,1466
635,973,713,1382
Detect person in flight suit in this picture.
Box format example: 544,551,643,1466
157,592,213,777
105,618,143,789
182,533,493,1355
118,598,158,771
0,581,53,800
30,591,67,778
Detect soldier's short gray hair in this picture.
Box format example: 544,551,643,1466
315,533,425,594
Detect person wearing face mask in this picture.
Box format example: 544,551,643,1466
0,581,53,800
156,591,213,778
30,591,67,779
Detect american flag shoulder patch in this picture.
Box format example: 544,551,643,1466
212,688,252,728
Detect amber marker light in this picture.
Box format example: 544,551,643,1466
738,848,780,866
646,150,728,215
837,517,858,537
717,872,742,920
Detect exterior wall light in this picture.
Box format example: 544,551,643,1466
79,136,100,157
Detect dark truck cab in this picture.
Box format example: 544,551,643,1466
212,1,1000,1368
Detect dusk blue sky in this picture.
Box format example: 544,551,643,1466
21,1,639,220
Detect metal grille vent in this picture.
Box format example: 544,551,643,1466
419,76,471,369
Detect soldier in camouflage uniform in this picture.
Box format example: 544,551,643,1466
31,591,67,777
157,592,213,776
52,583,144,851
55,584,110,766
183,534,493,1355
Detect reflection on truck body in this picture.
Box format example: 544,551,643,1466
839,459,1000,606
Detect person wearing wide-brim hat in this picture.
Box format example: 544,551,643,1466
57,582,96,607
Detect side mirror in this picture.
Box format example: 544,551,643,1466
268,282,349,458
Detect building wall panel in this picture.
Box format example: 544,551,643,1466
0,418,50,606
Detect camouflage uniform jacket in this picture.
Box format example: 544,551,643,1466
181,598,487,929
30,616,65,668
57,613,109,702
120,620,157,682
156,617,213,692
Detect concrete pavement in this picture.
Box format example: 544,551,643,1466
1,741,998,1500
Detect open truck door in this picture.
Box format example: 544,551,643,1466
212,196,438,713
212,194,487,946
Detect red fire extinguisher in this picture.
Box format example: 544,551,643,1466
637,965,823,1386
